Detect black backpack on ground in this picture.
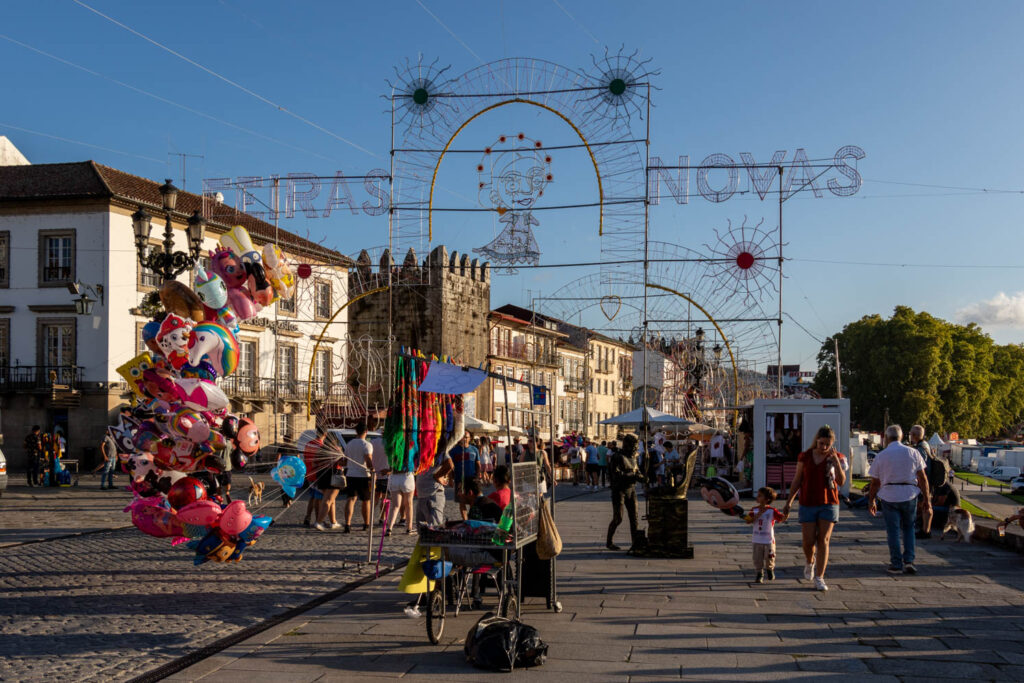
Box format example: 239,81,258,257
465,613,548,672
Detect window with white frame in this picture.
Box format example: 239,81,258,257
314,349,331,394
140,244,163,288
39,230,75,285
278,344,297,381
237,340,256,391
278,290,296,313
277,413,292,442
315,280,331,319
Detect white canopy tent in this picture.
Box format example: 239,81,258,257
599,406,703,429
464,415,501,434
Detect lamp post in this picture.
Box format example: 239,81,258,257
132,179,206,282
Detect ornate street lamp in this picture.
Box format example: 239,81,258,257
73,292,95,315
132,179,206,282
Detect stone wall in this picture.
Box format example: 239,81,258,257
348,245,490,407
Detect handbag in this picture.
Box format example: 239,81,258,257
536,501,562,560
330,468,347,489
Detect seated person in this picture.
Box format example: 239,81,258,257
488,465,512,509
930,481,961,530
457,478,502,523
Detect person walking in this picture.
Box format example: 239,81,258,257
100,431,118,490
343,421,374,533
314,432,345,530
607,435,644,552
867,425,930,575
585,438,601,490
909,424,935,538
24,426,42,486
449,431,480,520
781,425,846,591
415,440,453,528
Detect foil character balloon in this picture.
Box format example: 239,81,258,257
156,314,193,369
167,476,208,509
172,377,229,413
239,516,272,543
234,417,260,456
187,321,239,378
117,353,157,399
125,497,185,538
698,476,744,517
159,279,205,323
194,265,239,333
271,455,306,499
263,243,294,299
210,247,258,320
219,500,253,536
177,499,224,527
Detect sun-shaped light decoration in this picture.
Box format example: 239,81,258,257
582,47,659,125
703,216,781,304
387,56,454,134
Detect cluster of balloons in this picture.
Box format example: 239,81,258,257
110,224,295,565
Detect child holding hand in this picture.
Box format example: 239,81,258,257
745,486,786,584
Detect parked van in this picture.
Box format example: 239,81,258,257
985,466,1021,482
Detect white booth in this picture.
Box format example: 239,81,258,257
752,398,851,497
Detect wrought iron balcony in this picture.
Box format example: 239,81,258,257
0,365,83,392
220,375,319,401
489,340,558,365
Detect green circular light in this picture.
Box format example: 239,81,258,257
413,88,429,105
608,78,627,96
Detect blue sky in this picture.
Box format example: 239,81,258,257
3,1,1024,369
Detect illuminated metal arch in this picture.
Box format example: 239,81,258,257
643,282,741,417
390,56,650,265
428,98,603,241
305,286,389,417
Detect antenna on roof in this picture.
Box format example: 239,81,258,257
168,152,204,192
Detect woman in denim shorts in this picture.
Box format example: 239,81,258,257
781,425,846,592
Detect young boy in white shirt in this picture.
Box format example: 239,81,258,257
746,486,786,584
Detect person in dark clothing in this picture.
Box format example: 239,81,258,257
607,435,645,552
930,482,961,531
24,426,42,486
457,479,503,522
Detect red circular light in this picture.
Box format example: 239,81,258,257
735,252,755,270
297,263,313,279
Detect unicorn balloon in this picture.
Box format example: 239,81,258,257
194,266,239,333
210,247,258,320
187,321,239,378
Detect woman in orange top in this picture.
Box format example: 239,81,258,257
781,425,846,592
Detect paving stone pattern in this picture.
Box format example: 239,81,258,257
0,478,438,682
177,490,1024,682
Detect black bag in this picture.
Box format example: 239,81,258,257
928,455,950,491
465,614,517,672
515,624,548,668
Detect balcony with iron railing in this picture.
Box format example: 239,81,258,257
489,340,559,366
564,376,586,392
0,365,83,392
220,375,322,402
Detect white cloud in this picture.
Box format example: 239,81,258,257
956,292,1024,326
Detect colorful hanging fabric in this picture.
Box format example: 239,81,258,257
384,355,407,471
406,357,419,473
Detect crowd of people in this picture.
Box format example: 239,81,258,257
22,425,69,488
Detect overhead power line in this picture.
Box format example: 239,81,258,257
70,0,377,158
0,121,163,163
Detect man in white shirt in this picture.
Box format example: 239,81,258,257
343,422,375,533
867,425,931,575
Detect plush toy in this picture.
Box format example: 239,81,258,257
194,265,239,333
156,314,193,369
187,321,239,378
210,247,258,320
159,280,205,323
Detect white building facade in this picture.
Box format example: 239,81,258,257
0,157,351,471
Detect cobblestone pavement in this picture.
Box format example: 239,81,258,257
0,477,443,682
176,491,1024,682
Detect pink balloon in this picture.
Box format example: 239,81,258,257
219,500,253,536
177,500,223,527
131,503,184,538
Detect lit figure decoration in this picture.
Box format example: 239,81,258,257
703,216,781,304
583,46,659,125
473,133,553,271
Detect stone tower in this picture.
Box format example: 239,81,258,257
347,245,490,405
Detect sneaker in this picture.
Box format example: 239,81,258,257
303,519,311,528
755,571,764,584
403,605,422,618
766,568,775,581
314,522,327,531
330,523,342,530
814,576,829,592
343,525,351,534
886,564,903,574
606,543,621,551
903,564,918,575
803,563,814,580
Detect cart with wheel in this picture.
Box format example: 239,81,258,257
418,462,543,644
